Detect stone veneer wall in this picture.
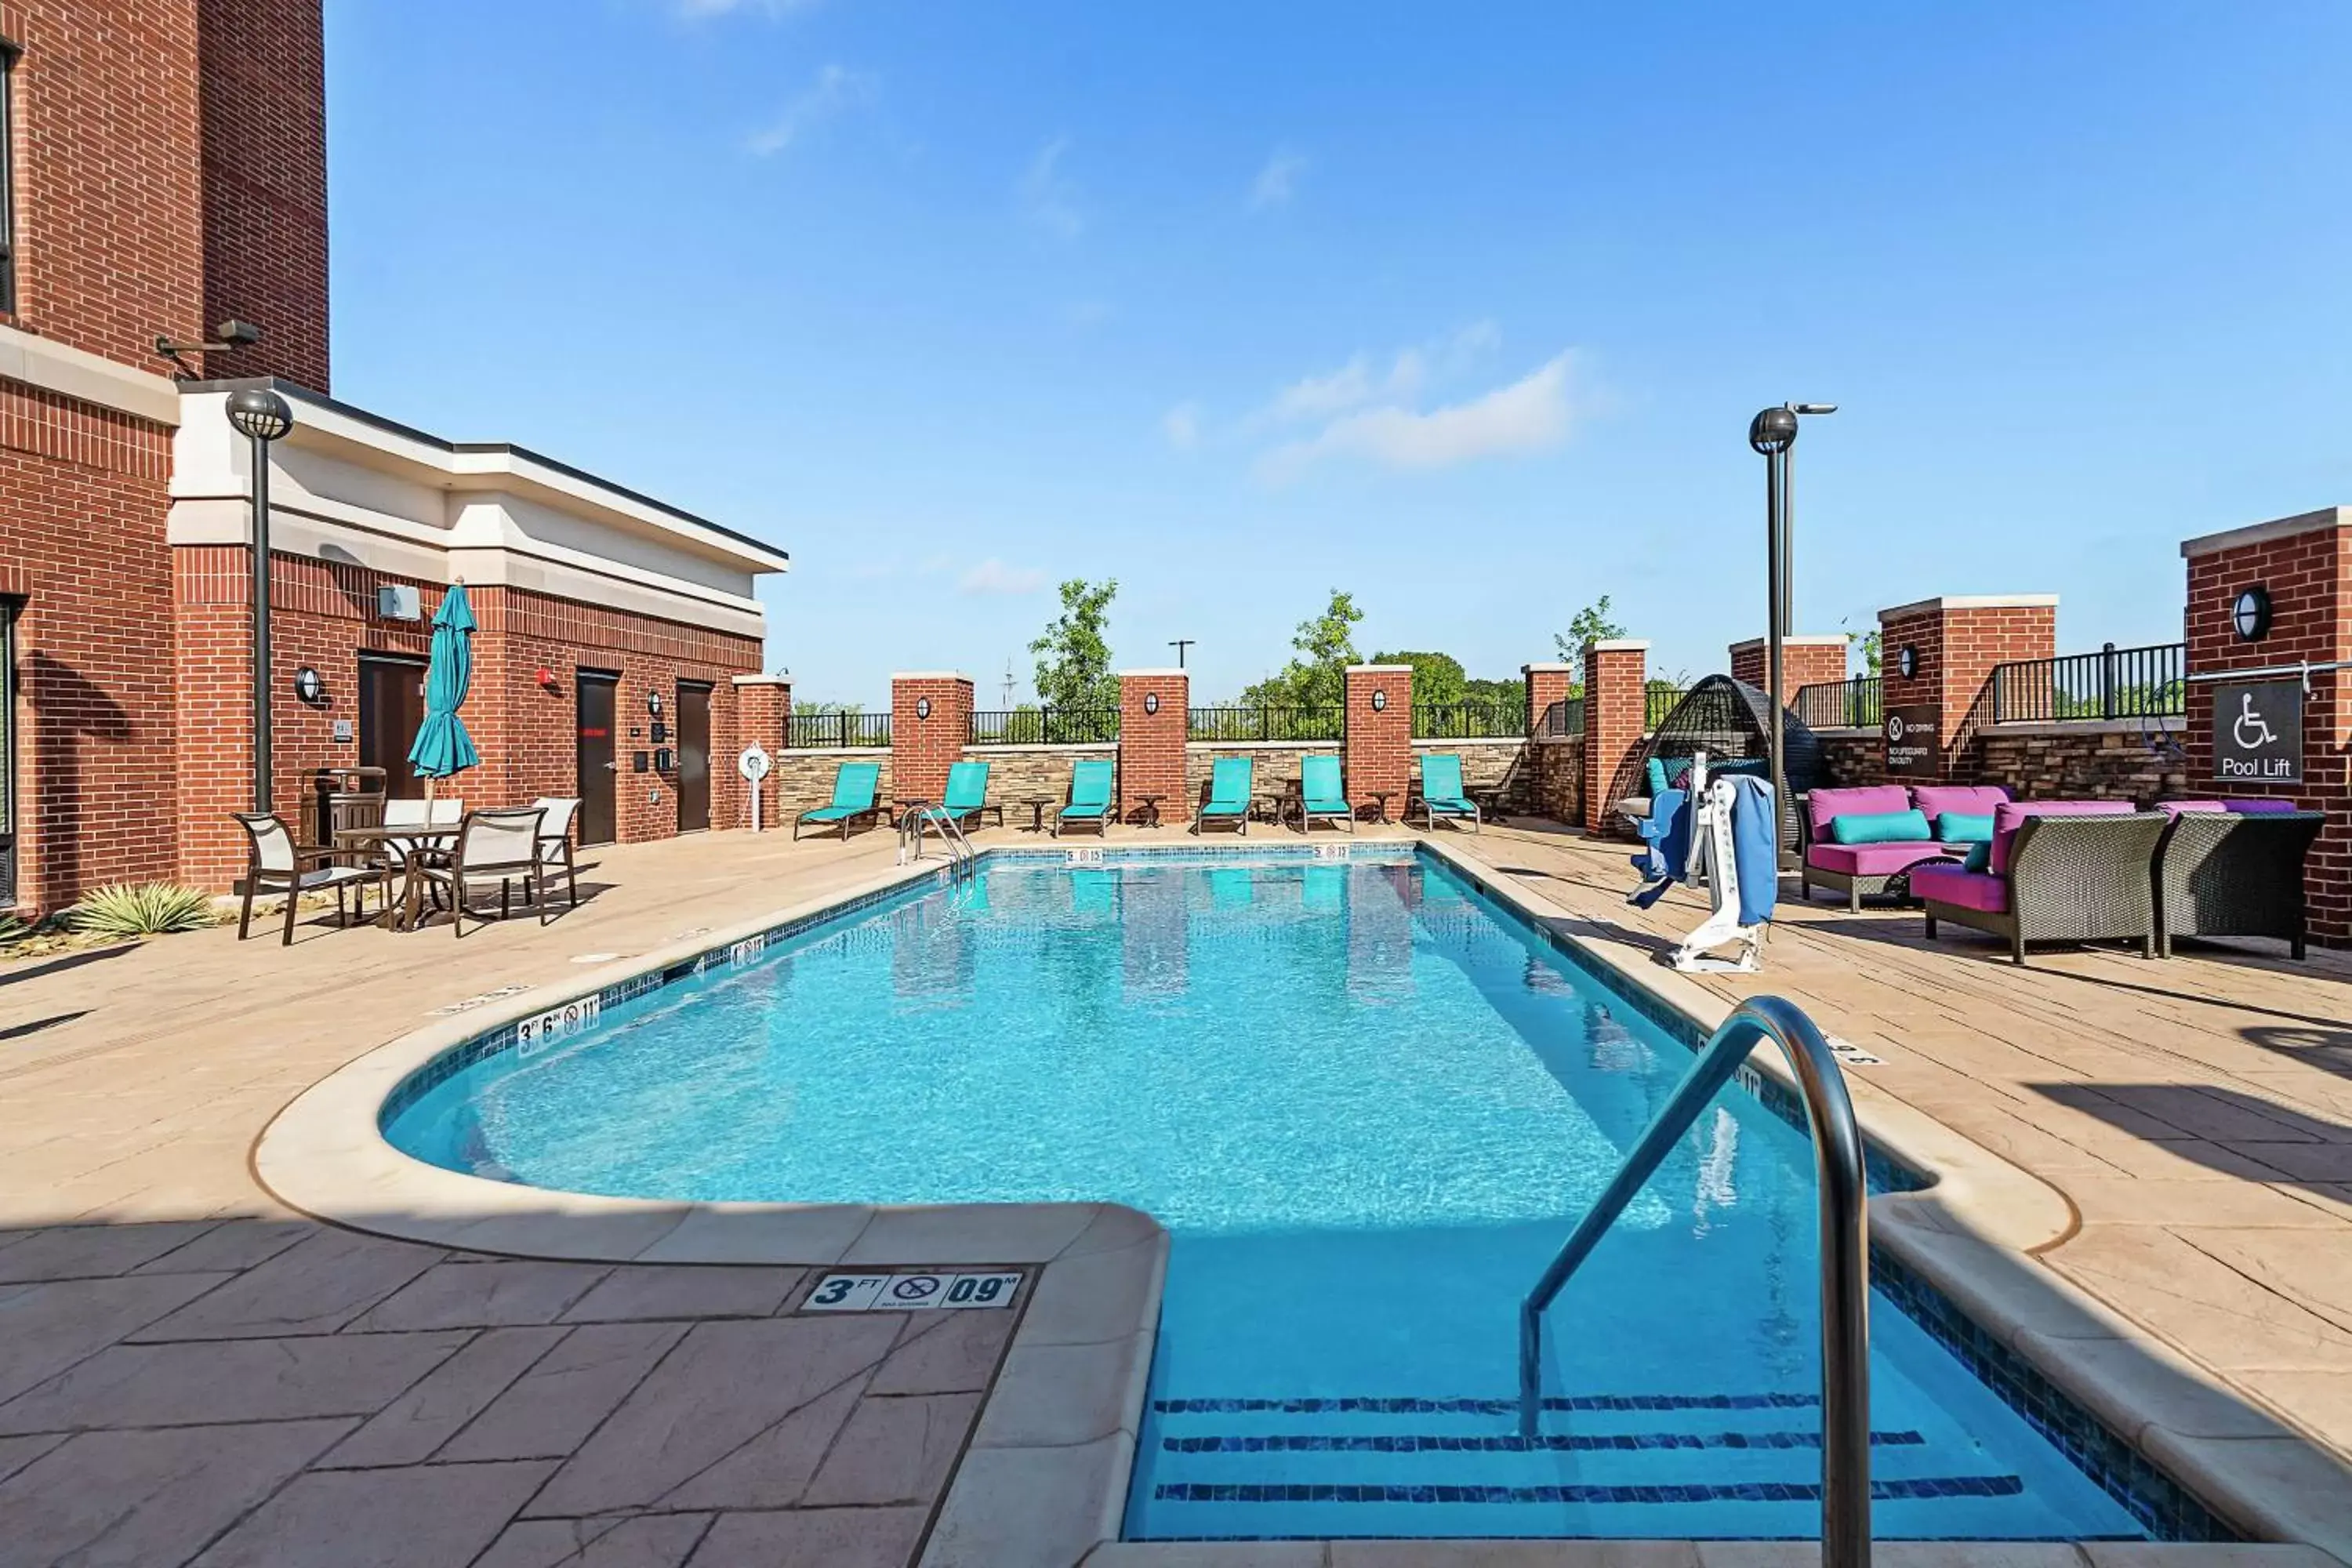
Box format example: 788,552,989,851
1817,730,1886,789
1976,724,2188,804
965,745,1117,822
1421,739,1534,810
770,750,892,829
1526,735,1584,822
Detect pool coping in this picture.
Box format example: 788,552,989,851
247,837,2351,1566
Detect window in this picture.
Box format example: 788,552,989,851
0,40,15,316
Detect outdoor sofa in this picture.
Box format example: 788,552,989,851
2151,800,2324,959
1911,801,2168,965
1799,783,2010,911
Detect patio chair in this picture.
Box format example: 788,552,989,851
1912,803,2168,965
922,761,1002,832
793,760,884,840
412,807,550,938
1193,757,1254,836
1799,784,2008,911
1414,753,1480,833
382,797,464,869
2151,802,2325,959
232,812,392,946
1298,755,1356,834
530,796,583,909
1055,758,1116,837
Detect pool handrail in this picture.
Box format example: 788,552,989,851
1518,994,1871,1566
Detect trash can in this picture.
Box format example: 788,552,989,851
314,766,387,846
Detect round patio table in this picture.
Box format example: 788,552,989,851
1019,797,1058,833
1134,793,1166,829
1361,791,1394,824
332,825,459,932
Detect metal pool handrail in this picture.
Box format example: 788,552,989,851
1518,995,1872,1566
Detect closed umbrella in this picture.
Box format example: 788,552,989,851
408,581,480,809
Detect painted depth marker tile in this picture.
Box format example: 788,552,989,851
802,1272,1022,1312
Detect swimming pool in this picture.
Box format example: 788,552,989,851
383,848,2168,1542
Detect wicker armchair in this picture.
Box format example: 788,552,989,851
1915,810,2169,965
2152,808,2324,959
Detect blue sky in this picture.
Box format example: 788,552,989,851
325,2,2352,705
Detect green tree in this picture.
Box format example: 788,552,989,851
1243,588,1363,709
1553,594,1628,666
1029,578,1120,711
1372,649,1466,706
1854,629,1882,677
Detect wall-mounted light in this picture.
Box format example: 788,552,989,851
291,666,325,705
2233,586,2273,643
916,696,932,720
1144,691,1160,716
1370,688,1388,712
1896,645,1919,681
647,691,664,717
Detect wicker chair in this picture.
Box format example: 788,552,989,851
1915,811,2169,965
2152,808,2324,959
232,812,392,946
1624,675,1826,851
411,807,550,937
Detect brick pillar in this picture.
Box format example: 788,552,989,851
1729,635,1849,706
2183,507,2352,945
1878,595,2057,780
1523,662,1575,735
891,672,973,808
1345,665,1413,808
732,675,792,829
1119,670,1188,824
1581,639,1648,835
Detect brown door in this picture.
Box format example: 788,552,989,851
576,671,619,846
358,655,428,800
677,681,712,833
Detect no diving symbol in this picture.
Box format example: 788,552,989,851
888,1275,942,1305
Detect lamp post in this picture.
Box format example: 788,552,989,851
227,388,296,812
1748,407,1799,874
1777,402,1838,631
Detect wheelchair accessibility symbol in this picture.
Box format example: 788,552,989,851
2212,680,2300,783
2232,692,2278,751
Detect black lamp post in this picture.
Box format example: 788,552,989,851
1748,407,1800,873
227,388,296,812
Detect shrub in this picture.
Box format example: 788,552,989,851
0,913,28,946
64,883,220,938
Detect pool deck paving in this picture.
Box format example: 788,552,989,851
0,817,2347,1565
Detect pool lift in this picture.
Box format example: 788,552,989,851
1633,752,1773,974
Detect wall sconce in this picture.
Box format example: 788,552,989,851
1144,691,1160,716
1370,688,1388,712
647,691,664,717
1896,645,1919,680
535,666,559,691
2233,586,2273,642
916,696,932,720
291,666,325,705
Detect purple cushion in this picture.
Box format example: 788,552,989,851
2159,800,2227,815
1807,785,1911,839
2223,798,2299,815
1807,841,1963,876
1989,799,2135,875
1913,785,2011,821
1913,864,2010,913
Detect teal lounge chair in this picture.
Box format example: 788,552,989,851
1414,753,1480,833
1055,758,1116,837
1299,754,1356,834
1194,756,1254,836
919,760,1001,831
794,760,884,840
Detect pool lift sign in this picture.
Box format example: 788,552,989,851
2212,680,2300,784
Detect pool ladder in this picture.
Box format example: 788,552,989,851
898,804,978,877
1519,995,1873,1567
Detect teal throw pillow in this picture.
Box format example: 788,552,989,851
1828,808,1933,845
1935,811,1996,844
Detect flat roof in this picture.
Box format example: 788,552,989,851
2180,506,2350,559
1878,593,2058,619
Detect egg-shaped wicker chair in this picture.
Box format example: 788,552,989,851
1621,674,1827,852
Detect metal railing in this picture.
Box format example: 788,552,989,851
1186,706,1344,742
1643,686,1688,731
967,708,1120,746
1410,700,1531,739
1519,995,1871,1566
1531,695,1586,738
786,710,892,750
1794,676,1883,731
1990,641,2184,725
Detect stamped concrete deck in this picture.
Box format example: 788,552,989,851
2,816,2350,1565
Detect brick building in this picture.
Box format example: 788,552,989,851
0,1,786,913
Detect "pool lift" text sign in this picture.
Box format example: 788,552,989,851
2212,680,2302,784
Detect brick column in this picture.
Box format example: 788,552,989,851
891,672,973,809
1523,662,1575,735
1729,634,1849,706
2183,507,2352,944
1119,670,1188,824
731,675,792,829
1581,639,1648,835
1878,595,2057,780
1345,665,1414,809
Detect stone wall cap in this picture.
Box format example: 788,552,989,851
1589,639,1651,652
1878,594,2060,619
1118,668,1189,679
1345,663,1415,673
889,671,971,681
1521,662,1575,673
1728,634,1850,652
731,673,793,687
2180,506,2352,559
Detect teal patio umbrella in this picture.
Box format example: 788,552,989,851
408,581,480,804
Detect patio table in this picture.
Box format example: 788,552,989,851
1019,796,1058,833
334,824,459,932
1134,793,1165,829
1361,791,1394,825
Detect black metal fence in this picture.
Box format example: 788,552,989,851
1792,676,1883,731
1990,642,2185,724
1410,699,1530,739
967,708,1121,746
1644,686,1689,731
1186,706,1344,742
1530,695,1585,738
785,710,893,750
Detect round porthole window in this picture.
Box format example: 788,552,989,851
916,696,932,720
1371,688,1388,712
1145,691,1160,715
2233,586,2273,642
1896,645,1919,681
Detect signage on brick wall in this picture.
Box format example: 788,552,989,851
2212,680,2301,783
1885,704,1942,778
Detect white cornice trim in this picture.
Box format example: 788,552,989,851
2180,507,2350,559
1879,594,2059,619
0,322,181,425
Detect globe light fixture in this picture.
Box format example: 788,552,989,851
291,666,325,705
227,387,296,812
2233,586,2272,643
1371,688,1388,712
1144,691,1160,716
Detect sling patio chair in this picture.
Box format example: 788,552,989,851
1912,803,2169,966
232,812,394,946
1298,754,1356,834
793,760,885,840
529,796,583,909
921,760,1003,832
412,806,552,938
1055,758,1116,837
1193,756,1254,836
1414,753,1481,833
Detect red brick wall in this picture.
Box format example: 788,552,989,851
1344,666,1412,805
891,675,972,808
2184,521,2350,942
1729,638,1847,704
1119,672,1187,823
1523,662,1574,735
1879,601,2056,779
1581,643,1646,835
735,678,791,829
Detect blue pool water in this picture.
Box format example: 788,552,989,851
386,851,2153,1543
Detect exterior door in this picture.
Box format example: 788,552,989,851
677,681,711,833
576,671,619,846
358,655,428,800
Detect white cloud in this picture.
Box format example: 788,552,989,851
1018,137,1084,238
959,558,1047,595
1161,402,1201,450
1253,321,1503,430
1258,352,1581,482
1250,149,1309,210
748,64,877,156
